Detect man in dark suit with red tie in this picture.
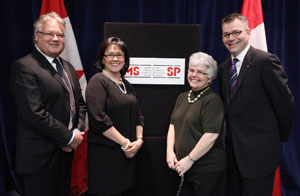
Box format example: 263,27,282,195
219,13,295,196
10,12,86,196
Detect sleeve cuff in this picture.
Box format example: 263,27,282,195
67,132,75,145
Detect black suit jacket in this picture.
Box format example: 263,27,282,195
219,46,295,179
10,49,86,174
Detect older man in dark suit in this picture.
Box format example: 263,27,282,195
10,12,86,196
219,13,295,196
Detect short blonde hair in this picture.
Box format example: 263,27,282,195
33,11,65,33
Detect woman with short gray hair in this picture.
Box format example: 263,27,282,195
166,52,226,196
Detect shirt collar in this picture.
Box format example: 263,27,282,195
35,45,56,64
231,44,251,62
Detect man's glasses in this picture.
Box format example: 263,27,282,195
104,53,124,60
223,29,248,38
38,31,65,38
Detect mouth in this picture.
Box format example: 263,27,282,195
49,42,61,48
189,78,201,84
110,63,121,67
227,41,240,49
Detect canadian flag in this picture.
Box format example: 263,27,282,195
241,1,281,196
241,0,268,52
40,1,88,195
40,0,87,98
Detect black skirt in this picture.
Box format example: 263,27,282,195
87,143,136,195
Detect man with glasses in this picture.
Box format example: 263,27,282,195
218,13,295,196
10,12,86,196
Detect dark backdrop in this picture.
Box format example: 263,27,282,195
0,0,299,196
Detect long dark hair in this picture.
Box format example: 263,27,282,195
95,37,130,77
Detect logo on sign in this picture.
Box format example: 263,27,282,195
127,67,140,76
167,67,181,76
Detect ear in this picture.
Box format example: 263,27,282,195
34,32,39,42
247,28,251,36
208,77,212,84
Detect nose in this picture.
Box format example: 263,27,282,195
112,55,118,60
190,72,197,78
191,71,198,77
228,33,235,40
52,34,59,40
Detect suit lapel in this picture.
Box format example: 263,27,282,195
32,49,70,91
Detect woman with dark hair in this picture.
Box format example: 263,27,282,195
86,37,144,196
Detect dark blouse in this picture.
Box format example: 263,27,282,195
86,73,144,145
171,88,226,174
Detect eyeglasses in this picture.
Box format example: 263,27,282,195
188,68,207,75
104,53,124,60
223,29,247,38
38,31,65,38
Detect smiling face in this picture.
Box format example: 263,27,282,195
222,18,251,57
187,64,211,91
103,44,125,77
34,18,65,58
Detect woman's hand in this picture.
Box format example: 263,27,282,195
123,138,143,158
175,156,194,177
166,150,178,170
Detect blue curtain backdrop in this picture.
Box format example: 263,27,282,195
0,0,299,195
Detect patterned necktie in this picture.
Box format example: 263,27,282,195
229,58,239,96
53,58,76,118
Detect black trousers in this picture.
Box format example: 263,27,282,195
22,154,72,196
227,157,275,196
178,170,226,196
89,189,132,196
226,136,275,196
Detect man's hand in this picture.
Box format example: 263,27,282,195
69,132,85,150
62,145,73,152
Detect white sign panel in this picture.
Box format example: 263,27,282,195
125,57,185,85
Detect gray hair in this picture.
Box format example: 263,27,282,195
222,13,249,29
33,11,65,33
189,52,218,81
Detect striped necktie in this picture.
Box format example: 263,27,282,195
229,58,238,96
53,58,76,118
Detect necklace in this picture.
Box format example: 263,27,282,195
187,86,210,104
102,70,127,94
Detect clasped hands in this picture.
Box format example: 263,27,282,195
62,131,85,152
167,151,194,177
121,138,143,158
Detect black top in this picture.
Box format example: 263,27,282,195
86,73,144,145
171,88,226,174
